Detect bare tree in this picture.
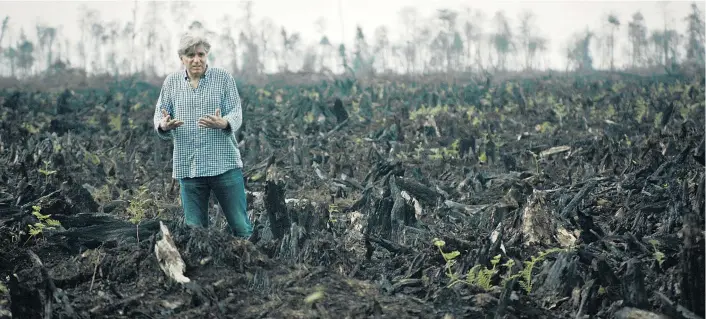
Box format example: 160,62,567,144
517,10,547,71
16,29,34,76
142,1,162,75
627,12,648,68
462,8,483,72
238,1,261,75
605,14,621,70
684,3,705,63
0,17,8,55
220,15,239,74
398,6,419,73
491,11,513,71
2,2,706,78
313,17,334,73
102,21,119,75
436,9,460,73
279,27,301,72
566,29,594,71
301,44,317,73
373,25,390,72
352,26,374,75
35,24,57,72
3,21,17,77
77,5,99,71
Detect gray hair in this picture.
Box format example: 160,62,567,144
177,32,212,57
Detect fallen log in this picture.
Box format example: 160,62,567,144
47,213,161,252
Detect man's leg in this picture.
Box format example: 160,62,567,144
210,168,253,238
179,177,211,227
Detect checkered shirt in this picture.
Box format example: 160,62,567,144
153,66,244,179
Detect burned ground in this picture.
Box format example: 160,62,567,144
0,72,704,319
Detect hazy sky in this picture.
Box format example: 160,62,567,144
1,0,704,72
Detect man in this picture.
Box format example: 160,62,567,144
152,32,253,239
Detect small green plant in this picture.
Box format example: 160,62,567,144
634,96,648,123
504,247,566,294
127,185,154,242
432,237,570,294
433,239,461,283
598,286,606,295
427,142,460,161
478,151,487,163
623,134,632,146
38,160,57,184
649,239,665,267
328,204,339,223
27,205,62,240
83,150,101,165
466,254,501,291
535,121,553,133
127,185,152,224
108,113,122,132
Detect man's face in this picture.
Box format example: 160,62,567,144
181,45,208,77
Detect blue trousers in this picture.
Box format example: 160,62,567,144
178,168,253,238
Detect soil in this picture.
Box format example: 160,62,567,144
0,71,704,319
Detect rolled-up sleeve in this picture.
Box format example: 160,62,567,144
221,72,242,135
153,76,174,140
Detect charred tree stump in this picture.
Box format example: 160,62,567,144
9,266,44,319
620,258,648,309
9,250,78,319
388,176,418,244
264,180,291,240
332,98,348,123
680,177,705,316
364,193,394,240
275,199,332,264
276,222,306,263
363,175,419,247
395,177,442,206
287,200,330,234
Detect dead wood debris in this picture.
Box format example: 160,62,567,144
0,74,704,319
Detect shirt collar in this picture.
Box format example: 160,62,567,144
184,64,209,80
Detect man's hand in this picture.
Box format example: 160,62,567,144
159,109,184,131
198,108,229,130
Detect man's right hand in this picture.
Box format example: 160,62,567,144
159,109,184,131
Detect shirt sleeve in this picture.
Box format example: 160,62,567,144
220,72,243,135
153,76,174,140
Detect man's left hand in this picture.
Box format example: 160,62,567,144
198,108,229,130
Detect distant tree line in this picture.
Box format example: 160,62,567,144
0,1,703,80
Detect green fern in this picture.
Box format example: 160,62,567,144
466,254,501,291
517,248,566,294
27,205,61,238
433,238,462,284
